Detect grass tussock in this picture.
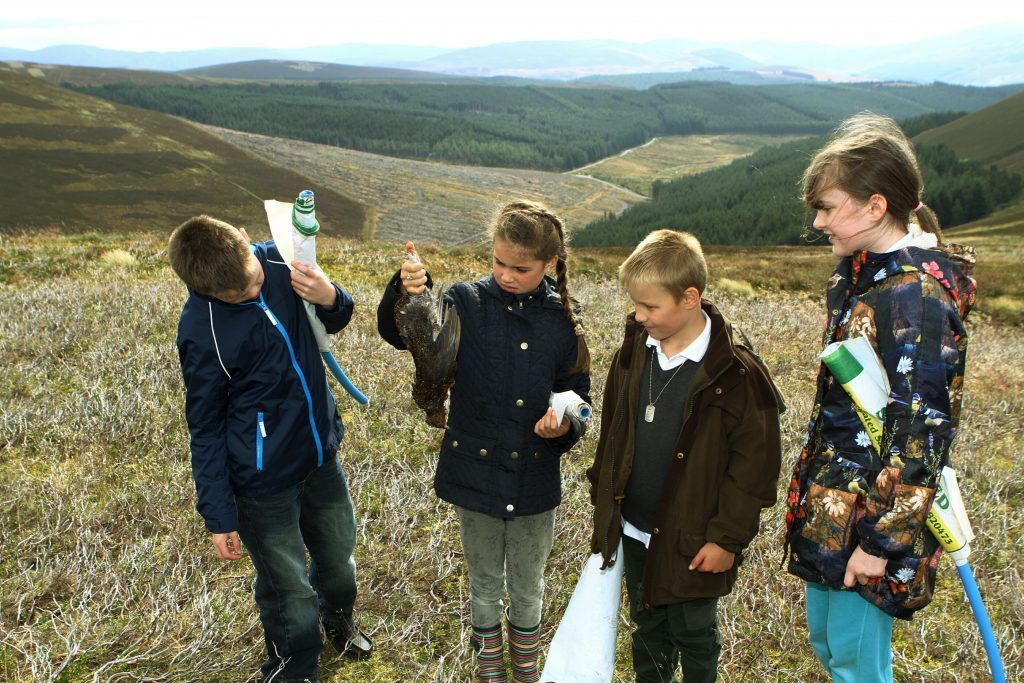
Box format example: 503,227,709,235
1,232,1021,682
715,277,756,298
99,249,138,268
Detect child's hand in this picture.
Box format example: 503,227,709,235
212,531,243,561
843,546,887,588
534,407,570,439
689,542,735,573
291,261,338,307
401,241,427,295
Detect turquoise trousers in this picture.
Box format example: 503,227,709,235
805,582,894,683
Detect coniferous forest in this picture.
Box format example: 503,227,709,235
72,80,1021,172
69,79,1024,246
572,138,1023,247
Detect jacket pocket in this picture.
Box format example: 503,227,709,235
670,530,735,599
677,532,707,559
871,481,934,548
255,411,267,471
437,429,497,496
798,482,859,551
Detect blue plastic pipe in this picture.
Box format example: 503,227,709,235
956,562,1006,682
322,351,369,405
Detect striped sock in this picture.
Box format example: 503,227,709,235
507,621,542,683
471,624,507,683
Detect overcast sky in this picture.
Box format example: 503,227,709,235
3,0,1023,52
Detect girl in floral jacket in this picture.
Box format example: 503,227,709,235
783,113,977,682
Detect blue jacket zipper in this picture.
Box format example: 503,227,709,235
247,293,325,467
256,411,266,471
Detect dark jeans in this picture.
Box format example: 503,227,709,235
623,536,721,683
236,457,358,683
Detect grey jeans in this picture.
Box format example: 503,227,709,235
456,506,555,628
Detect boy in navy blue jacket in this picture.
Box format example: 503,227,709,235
170,215,371,683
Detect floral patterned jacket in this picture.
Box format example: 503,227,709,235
784,240,976,619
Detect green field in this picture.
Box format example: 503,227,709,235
0,232,1020,682
572,134,806,196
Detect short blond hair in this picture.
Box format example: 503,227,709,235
168,215,252,295
619,229,707,299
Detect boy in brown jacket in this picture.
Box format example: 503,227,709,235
587,230,783,682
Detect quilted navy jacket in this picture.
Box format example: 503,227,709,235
176,241,354,533
379,272,591,518
785,240,976,619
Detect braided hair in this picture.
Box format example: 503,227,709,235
490,201,590,372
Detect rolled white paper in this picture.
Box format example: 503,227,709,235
550,390,592,423
927,466,976,565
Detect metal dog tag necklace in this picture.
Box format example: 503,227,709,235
646,348,685,423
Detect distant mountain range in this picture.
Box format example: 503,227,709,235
2,22,1022,86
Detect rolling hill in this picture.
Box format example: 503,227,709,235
914,90,1024,174
5,24,1023,85
204,126,644,246
0,43,451,72
0,60,201,86
0,65,643,242
180,60,494,84
0,68,368,236
64,77,1024,173
572,98,1024,247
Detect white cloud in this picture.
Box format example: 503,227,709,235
0,0,1022,51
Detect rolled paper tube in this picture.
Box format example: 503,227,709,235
926,466,975,560
823,345,1000,679
263,193,369,405
294,233,318,269
292,190,319,266
821,341,888,420
549,390,592,423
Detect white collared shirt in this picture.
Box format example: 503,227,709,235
646,310,711,370
624,310,711,547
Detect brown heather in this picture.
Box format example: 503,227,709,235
0,232,1021,682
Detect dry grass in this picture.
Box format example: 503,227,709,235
99,249,138,268
715,278,756,298
1,232,1021,682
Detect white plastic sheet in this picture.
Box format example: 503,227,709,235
541,544,623,683
265,199,296,266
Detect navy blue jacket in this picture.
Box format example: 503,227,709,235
379,272,591,518
176,242,354,533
